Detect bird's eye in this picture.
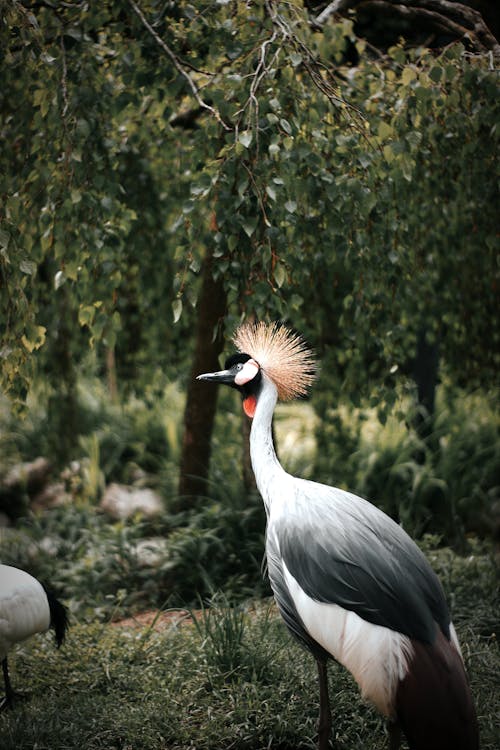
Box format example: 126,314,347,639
235,363,243,371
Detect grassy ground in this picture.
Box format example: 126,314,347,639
1,544,498,750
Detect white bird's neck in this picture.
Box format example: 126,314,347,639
250,373,287,513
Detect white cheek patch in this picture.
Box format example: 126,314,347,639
234,359,260,386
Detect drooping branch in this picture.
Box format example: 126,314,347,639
59,34,69,119
232,29,284,155
127,0,231,131
264,0,365,126
312,0,500,56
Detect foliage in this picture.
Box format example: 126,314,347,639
0,366,182,478
0,541,498,749
1,383,497,620
190,593,280,685
0,384,268,616
1,1,498,518
0,482,268,620
0,0,194,408
1,2,498,406
313,386,499,543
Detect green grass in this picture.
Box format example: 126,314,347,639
1,543,498,750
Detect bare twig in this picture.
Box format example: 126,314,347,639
60,34,69,119
241,160,272,228
314,0,354,27
127,0,231,131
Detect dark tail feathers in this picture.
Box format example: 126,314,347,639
396,629,479,750
42,586,69,648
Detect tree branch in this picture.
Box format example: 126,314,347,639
312,0,500,56
127,0,231,131
232,30,283,156
265,0,364,123
405,0,500,55
314,0,354,27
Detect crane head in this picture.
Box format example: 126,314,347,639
197,322,316,416
233,321,316,401
197,353,262,417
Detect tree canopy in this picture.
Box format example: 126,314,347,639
1,1,498,473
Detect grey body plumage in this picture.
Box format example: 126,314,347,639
269,479,450,644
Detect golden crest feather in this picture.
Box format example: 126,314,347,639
233,321,316,401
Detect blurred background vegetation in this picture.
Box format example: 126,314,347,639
1,0,498,616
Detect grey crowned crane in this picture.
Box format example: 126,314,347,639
0,564,68,710
197,321,479,750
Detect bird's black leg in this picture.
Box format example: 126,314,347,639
387,720,402,750
0,656,27,711
316,658,333,750
1,657,13,711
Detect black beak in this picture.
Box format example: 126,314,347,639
196,369,235,385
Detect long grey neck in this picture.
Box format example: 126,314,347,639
250,373,287,514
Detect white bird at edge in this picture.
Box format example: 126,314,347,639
197,320,479,750
0,564,68,710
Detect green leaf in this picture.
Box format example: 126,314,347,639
78,305,96,327
54,270,66,290
429,66,443,83
402,67,417,85
289,52,302,67
274,263,286,288
189,257,201,274
241,217,257,238
20,259,37,275
172,298,183,323
0,229,10,249
266,185,276,201
378,121,394,139
280,119,292,135
237,178,249,197
21,324,46,352
65,260,79,281
383,144,395,163
406,131,422,150
238,131,253,148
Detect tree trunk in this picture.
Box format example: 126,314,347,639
106,346,118,402
177,248,227,507
412,328,440,443
47,286,79,468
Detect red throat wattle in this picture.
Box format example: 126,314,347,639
243,395,257,418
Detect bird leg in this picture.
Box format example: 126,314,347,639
1,657,14,711
316,658,333,750
0,657,27,711
387,720,402,750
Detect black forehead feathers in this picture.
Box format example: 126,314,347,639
223,351,262,396
224,352,251,369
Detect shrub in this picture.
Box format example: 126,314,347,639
313,387,499,544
